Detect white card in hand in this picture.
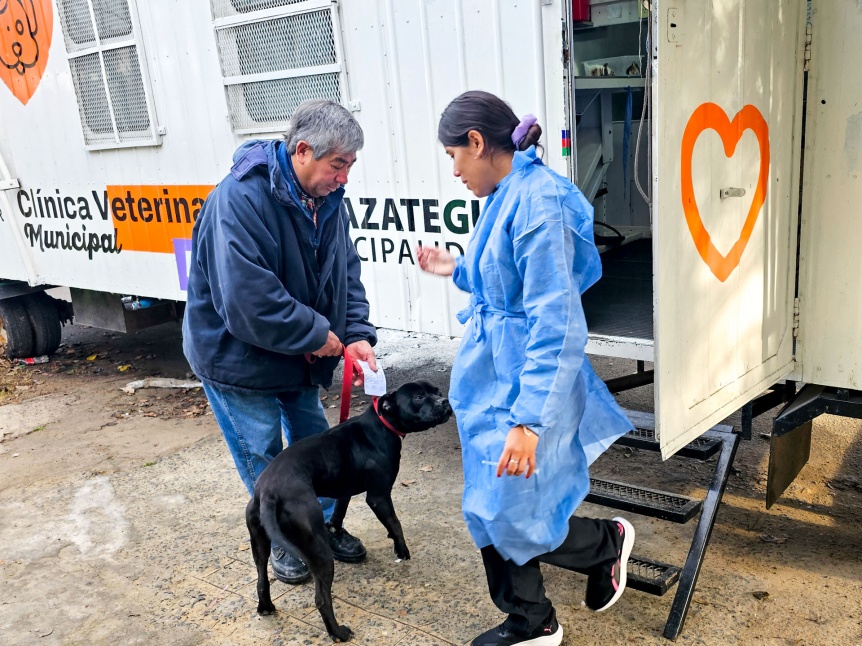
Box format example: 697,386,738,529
357,360,387,396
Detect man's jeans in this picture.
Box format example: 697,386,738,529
202,382,335,520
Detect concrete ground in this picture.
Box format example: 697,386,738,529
1,323,861,645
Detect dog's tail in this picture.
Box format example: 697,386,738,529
259,494,306,561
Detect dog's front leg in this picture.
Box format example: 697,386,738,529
366,493,410,560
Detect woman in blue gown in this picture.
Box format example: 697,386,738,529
418,91,636,646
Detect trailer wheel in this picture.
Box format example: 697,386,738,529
0,297,36,359
22,292,63,357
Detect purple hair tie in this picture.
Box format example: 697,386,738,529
511,114,537,147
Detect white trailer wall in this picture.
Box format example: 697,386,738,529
0,0,236,299
337,0,566,334
0,0,566,337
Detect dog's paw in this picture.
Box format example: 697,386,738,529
394,544,411,560
329,624,353,642
257,602,276,616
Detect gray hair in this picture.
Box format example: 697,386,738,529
283,99,364,159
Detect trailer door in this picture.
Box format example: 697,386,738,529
652,0,806,458
796,0,862,390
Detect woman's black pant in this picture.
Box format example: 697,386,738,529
480,515,620,635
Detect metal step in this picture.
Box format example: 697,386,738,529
617,427,723,460
617,409,728,460
586,479,702,523
555,553,680,597
626,555,681,596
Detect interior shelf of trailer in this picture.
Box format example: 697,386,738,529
575,77,645,90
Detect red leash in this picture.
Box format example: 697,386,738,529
309,345,401,436
342,349,403,438
339,344,362,424
305,344,361,424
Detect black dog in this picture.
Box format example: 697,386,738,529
246,380,452,642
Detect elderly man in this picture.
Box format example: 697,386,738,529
183,100,377,584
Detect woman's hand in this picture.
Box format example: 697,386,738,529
417,245,456,276
496,426,539,478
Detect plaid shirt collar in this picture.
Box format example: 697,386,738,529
287,159,323,224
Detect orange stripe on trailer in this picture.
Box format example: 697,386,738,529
107,185,215,253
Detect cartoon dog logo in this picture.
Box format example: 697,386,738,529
0,0,40,75
0,0,53,105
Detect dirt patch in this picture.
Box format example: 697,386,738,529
1,324,862,645
0,323,215,490
0,357,39,405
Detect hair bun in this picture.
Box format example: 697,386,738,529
517,123,543,151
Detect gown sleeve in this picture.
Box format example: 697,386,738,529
452,254,471,293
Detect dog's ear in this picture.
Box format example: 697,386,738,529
380,395,394,412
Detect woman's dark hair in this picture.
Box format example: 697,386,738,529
438,90,542,155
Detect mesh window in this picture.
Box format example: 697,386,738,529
68,53,116,143
211,0,308,20
227,72,340,131
58,0,156,146
56,0,97,50
216,10,336,77
212,1,344,133
93,0,134,43
103,46,151,136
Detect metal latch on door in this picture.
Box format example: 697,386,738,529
719,187,746,200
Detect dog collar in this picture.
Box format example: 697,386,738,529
372,396,406,438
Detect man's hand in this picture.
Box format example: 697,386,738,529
345,340,376,386
313,331,342,358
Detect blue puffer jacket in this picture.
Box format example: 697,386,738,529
183,139,376,392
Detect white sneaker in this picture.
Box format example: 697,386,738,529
586,516,635,612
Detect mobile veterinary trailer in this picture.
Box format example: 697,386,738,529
1,0,860,638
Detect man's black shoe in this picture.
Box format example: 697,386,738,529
270,546,310,584
326,523,367,563
471,612,563,646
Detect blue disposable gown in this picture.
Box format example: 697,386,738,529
449,147,633,566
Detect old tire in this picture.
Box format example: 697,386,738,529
0,297,35,359
22,292,62,357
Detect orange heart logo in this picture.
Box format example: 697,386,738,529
0,0,53,105
680,103,770,282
